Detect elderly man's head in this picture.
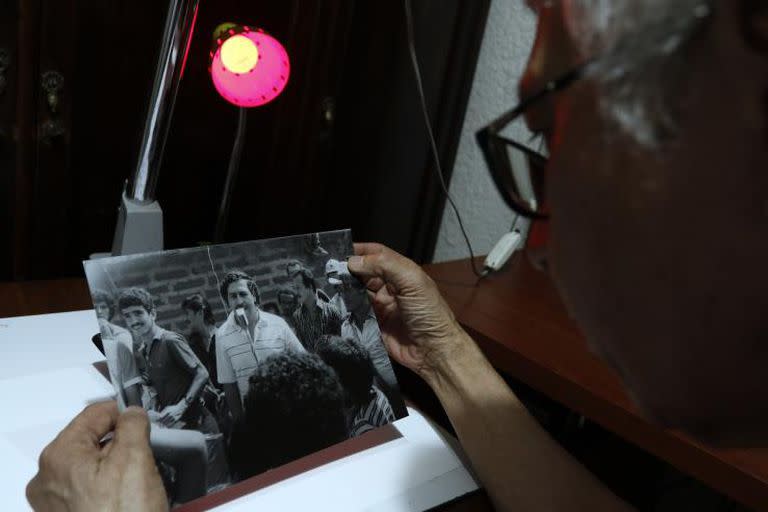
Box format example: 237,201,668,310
564,0,716,146
525,1,768,443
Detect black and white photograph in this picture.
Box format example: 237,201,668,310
83,229,408,506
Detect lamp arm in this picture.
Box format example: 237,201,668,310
128,0,201,203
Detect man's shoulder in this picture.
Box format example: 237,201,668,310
157,328,187,345
290,305,304,320
372,385,389,405
217,313,241,338
113,329,134,349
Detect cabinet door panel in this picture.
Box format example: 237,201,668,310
14,1,175,278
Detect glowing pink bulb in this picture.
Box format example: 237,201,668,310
211,29,290,108
221,35,259,74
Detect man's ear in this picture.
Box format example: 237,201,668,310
742,0,768,53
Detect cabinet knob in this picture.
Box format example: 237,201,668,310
40,71,66,144
40,118,65,145
41,70,64,114
321,97,336,128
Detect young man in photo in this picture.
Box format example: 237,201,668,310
287,259,332,303
229,351,348,479
325,259,349,318
93,289,132,342
93,290,142,408
118,288,218,435
316,335,395,437
291,268,343,352
338,269,399,396
181,294,219,391
215,270,305,422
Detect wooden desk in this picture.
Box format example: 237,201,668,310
424,254,768,512
0,277,493,512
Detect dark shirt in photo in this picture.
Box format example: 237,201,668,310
292,300,343,352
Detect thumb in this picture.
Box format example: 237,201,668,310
348,246,419,290
109,407,152,461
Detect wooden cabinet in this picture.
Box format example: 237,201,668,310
0,0,18,279
2,0,489,280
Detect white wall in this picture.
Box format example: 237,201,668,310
432,1,536,263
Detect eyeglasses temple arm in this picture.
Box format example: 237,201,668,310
483,63,589,134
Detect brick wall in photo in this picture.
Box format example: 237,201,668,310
85,230,353,335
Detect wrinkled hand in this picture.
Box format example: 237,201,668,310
26,401,167,512
347,243,470,381
158,402,186,428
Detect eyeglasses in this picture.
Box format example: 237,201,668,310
475,65,586,220
476,2,714,220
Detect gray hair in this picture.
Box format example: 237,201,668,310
564,0,714,147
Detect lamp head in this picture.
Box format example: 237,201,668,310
209,24,290,108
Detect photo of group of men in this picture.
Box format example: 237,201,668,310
84,231,407,506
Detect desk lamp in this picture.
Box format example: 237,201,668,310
110,0,289,254
208,23,290,241
111,0,199,255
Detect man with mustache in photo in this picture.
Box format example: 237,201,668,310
118,288,218,435
215,270,306,423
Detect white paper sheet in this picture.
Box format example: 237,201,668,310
0,309,103,379
0,310,479,511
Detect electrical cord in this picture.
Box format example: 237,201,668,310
214,107,248,243
403,0,488,279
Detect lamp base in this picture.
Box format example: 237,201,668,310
111,192,164,256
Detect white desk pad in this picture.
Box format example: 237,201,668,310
0,310,479,511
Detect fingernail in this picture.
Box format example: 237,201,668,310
347,256,363,270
